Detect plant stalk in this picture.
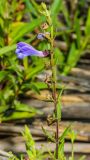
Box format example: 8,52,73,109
72,142,74,160
50,25,59,159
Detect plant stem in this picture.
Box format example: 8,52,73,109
50,25,59,159
72,142,74,160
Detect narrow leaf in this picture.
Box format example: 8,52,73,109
10,16,46,43
42,126,55,142
85,8,90,36
0,44,16,56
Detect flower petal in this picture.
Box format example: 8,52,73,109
37,33,44,40
15,42,49,59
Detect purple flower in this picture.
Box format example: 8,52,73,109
15,42,49,59
37,32,50,40
37,33,44,40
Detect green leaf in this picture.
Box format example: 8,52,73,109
51,0,62,14
30,83,40,94
56,87,65,121
54,48,65,67
58,140,65,160
0,106,8,113
30,0,40,13
68,129,77,143
0,44,16,56
78,155,86,160
14,101,40,114
85,8,90,36
42,126,55,142
1,100,42,122
10,16,46,43
24,0,38,17
23,57,28,70
61,1,70,26
26,65,44,79
63,43,79,74
74,15,81,48
8,152,19,160
51,0,62,24
56,100,62,121
0,71,8,82
67,43,78,65
21,82,48,93
1,111,36,121
32,82,48,90
59,125,71,142
22,125,36,159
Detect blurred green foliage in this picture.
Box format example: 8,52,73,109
8,125,85,160
0,0,90,121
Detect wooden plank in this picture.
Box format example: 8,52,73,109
0,121,90,142
32,121,90,142
23,96,90,119
71,68,90,78
36,142,90,154
0,153,90,160
0,136,90,154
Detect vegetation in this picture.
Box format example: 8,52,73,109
0,0,90,159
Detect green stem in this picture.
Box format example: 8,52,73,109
50,25,59,159
72,142,74,160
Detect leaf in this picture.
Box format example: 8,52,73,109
67,43,77,65
24,0,38,17
63,43,79,74
59,125,71,143
0,106,8,114
32,82,48,90
30,0,40,13
85,8,90,36
74,15,81,48
14,101,40,113
26,65,44,79
1,100,42,122
10,16,46,43
30,83,40,94
1,111,36,121
51,0,62,24
0,44,16,56
21,82,48,93
3,89,14,100
61,1,70,26
68,129,77,143
51,0,62,14
78,155,86,160
58,140,65,160
0,71,8,82
22,125,36,159
42,126,55,142
56,87,65,121
56,100,62,121
23,56,28,70
8,152,19,160
54,48,65,68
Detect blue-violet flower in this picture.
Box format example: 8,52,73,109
37,33,45,40
15,42,49,59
